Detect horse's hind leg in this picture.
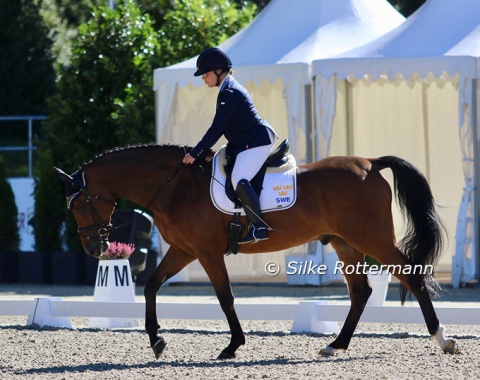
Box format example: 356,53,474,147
384,257,460,354
198,253,245,359
144,246,195,359
352,241,459,354
319,237,371,356
409,280,459,354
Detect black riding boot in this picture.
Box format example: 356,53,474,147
236,179,269,244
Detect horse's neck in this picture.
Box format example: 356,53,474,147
93,153,181,208
91,147,213,213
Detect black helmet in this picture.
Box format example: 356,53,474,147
194,48,232,77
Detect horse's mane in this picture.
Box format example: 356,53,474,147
77,143,214,171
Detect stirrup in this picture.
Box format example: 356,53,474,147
238,225,269,245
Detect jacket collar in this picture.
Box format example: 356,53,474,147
219,74,233,92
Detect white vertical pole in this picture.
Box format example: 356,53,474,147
304,84,313,163
474,78,480,286
109,0,114,10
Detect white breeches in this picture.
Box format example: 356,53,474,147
231,129,275,190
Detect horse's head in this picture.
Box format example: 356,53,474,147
55,167,117,257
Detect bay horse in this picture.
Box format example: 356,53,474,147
55,143,460,359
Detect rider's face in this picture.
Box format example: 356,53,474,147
202,70,220,87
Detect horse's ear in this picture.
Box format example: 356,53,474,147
54,167,78,189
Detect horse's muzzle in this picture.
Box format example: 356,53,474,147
86,240,110,258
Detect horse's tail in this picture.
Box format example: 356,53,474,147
374,156,446,303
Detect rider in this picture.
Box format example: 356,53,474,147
182,47,277,244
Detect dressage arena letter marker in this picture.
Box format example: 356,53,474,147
89,259,139,329
97,265,109,287
114,265,130,287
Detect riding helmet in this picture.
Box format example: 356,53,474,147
194,48,232,77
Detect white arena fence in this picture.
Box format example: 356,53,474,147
1,298,480,334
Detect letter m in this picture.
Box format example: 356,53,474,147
114,265,130,287
97,266,109,287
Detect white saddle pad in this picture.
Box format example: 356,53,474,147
210,146,297,215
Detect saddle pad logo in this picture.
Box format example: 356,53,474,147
210,147,297,215
274,184,294,205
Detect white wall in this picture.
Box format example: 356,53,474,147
8,178,36,251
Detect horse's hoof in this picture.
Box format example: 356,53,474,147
217,350,236,360
152,338,167,359
319,345,345,356
443,339,461,355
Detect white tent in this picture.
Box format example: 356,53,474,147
153,0,404,281
312,0,480,287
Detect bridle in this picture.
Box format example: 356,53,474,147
77,193,117,244
67,187,117,245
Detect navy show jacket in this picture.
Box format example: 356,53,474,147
189,75,276,160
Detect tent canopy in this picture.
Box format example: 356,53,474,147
311,0,480,286
313,0,480,80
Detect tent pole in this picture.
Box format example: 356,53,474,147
474,78,480,287
305,84,314,163
346,81,354,156
305,83,319,266
421,83,431,181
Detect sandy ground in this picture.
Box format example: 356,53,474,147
0,281,479,380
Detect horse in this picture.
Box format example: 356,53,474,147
55,143,460,359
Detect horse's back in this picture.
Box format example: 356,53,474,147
300,155,377,184
296,155,393,225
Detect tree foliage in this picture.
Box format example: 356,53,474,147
33,150,64,251
44,0,161,171
388,0,426,17
0,0,55,116
35,0,162,250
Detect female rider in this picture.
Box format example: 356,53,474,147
182,47,277,244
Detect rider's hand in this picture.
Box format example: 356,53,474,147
183,153,195,165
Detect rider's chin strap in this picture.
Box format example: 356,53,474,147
215,69,227,87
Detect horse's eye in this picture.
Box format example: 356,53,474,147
76,204,86,213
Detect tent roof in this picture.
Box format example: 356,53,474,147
313,0,480,80
153,0,404,89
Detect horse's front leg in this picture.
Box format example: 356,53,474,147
320,238,371,356
198,254,245,359
144,247,195,359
